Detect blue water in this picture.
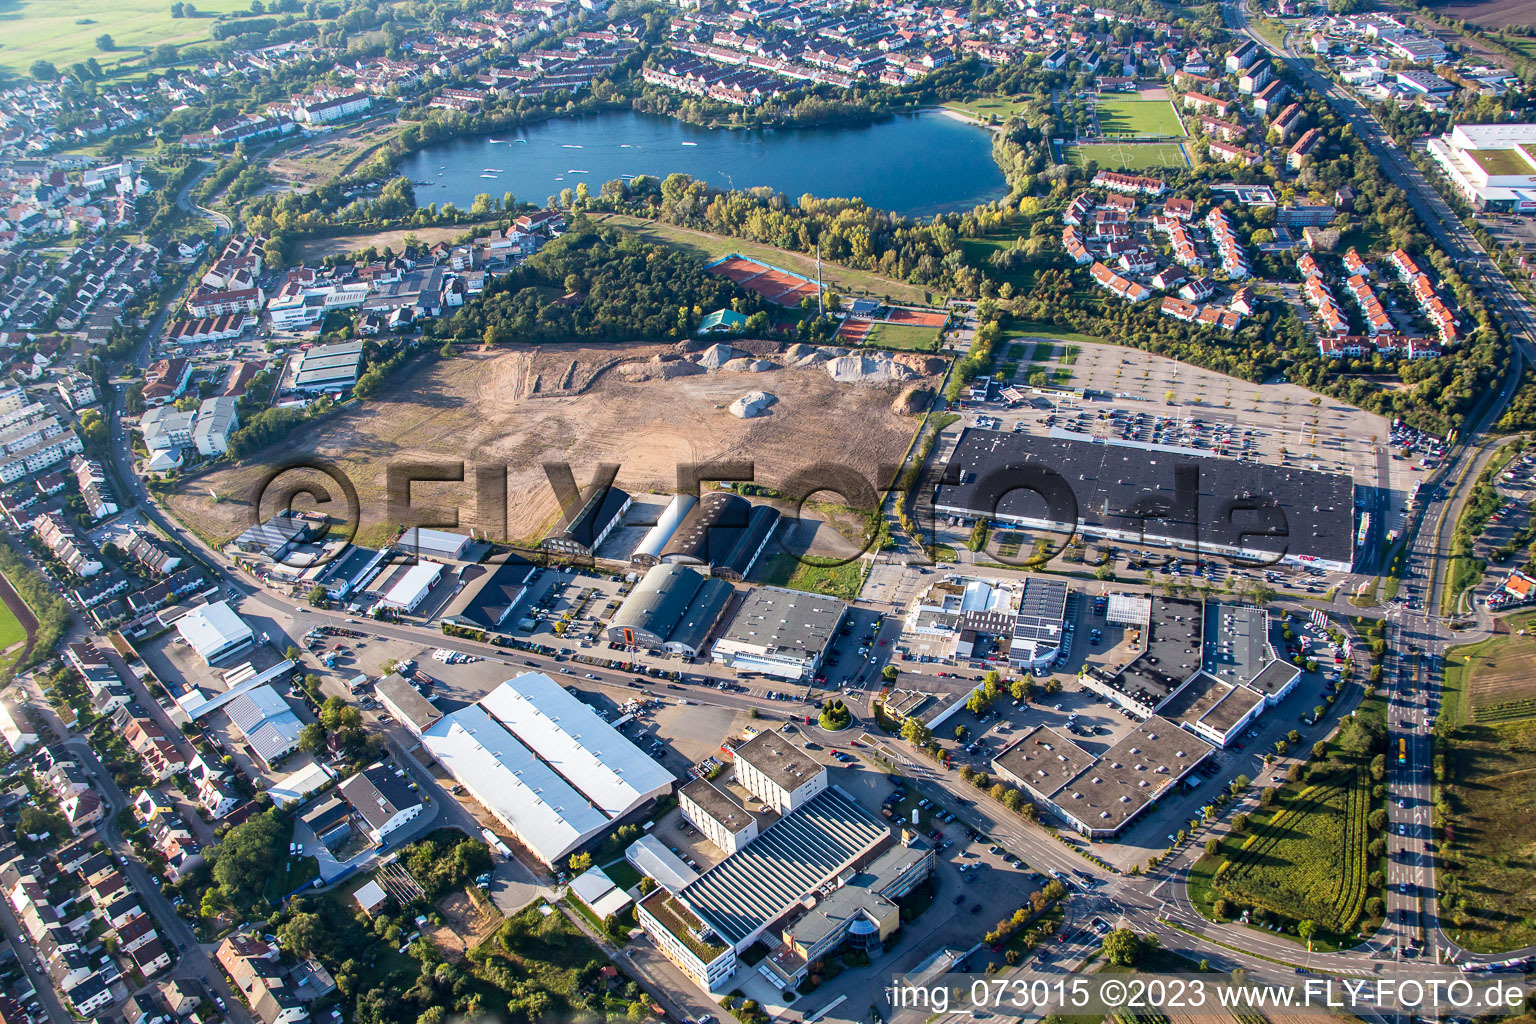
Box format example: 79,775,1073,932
398,108,1009,218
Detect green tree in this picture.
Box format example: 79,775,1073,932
568,852,592,874
29,60,57,81
1101,928,1142,967
95,34,115,50
882,665,899,682
298,722,327,754
209,808,287,910
1297,919,1317,950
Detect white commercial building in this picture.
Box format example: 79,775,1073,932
376,561,443,613
176,602,255,664
1427,123,1536,211
731,729,827,816
422,673,674,866
397,527,471,561
0,700,37,753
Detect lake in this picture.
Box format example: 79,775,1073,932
397,109,1009,219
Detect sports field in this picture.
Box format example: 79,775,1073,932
1093,96,1186,138
867,322,939,351
1068,141,1189,169
0,0,248,79
0,598,23,655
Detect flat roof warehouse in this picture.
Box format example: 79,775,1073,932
934,429,1356,571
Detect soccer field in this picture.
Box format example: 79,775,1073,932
1068,142,1189,170
1093,96,1186,138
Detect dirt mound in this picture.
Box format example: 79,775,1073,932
794,351,831,367
721,358,778,373
892,353,949,376
824,354,918,385
696,343,746,370
733,337,783,356
618,355,708,381
891,384,934,416
673,337,716,354
729,391,776,418
784,343,819,360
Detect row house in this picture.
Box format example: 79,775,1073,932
1179,276,1217,302
1303,275,1349,335
125,716,187,782
186,284,264,318
1092,170,1165,196
188,752,242,819
1061,227,1091,264
1063,190,1097,226
1204,208,1250,278
72,455,115,520
1089,261,1151,302
167,312,254,346
1207,138,1259,166
1392,248,1459,345
1343,247,1368,276
33,511,103,577
1163,196,1195,220
216,934,311,1024
1345,274,1392,334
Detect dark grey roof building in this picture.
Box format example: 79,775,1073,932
542,484,631,556
440,557,538,632
605,563,734,656
934,428,1356,571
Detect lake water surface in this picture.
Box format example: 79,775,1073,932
397,109,1009,218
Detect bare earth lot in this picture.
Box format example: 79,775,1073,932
170,344,929,547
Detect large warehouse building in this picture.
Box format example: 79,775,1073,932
1426,123,1536,211
992,717,1214,839
605,563,734,656
631,495,696,567
711,586,846,681
422,672,674,866
543,483,631,557
660,491,780,581
933,429,1356,572
175,601,255,665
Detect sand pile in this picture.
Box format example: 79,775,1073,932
824,354,919,385
891,384,934,415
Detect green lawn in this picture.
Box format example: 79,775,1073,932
1094,96,1186,138
261,854,319,903
0,593,26,653
867,322,939,352
943,96,1029,123
1005,322,1104,345
753,553,866,601
1438,610,1536,725
0,0,250,79
597,213,935,306
1068,141,1190,169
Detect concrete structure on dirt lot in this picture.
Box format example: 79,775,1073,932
422,672,674,866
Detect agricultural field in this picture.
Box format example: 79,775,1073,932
1068,142,1190,170
1440,613,1536,724
1436,629,1536,952
167,344,933,550
1093,96,1187,138
0,0,248,79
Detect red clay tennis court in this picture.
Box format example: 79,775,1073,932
836,318,874,344
707,255,821,307
885,306,950,328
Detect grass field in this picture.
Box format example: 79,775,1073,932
1005,322,1104,345
0,0,248,80
867,322,939,352
1094,96,1186,138
0,596,26,655
1068,141,1189,169
1440,611,1536,724
1437,634,1536,952
598,213,935,306
943,96,1029,122
754,552,866,601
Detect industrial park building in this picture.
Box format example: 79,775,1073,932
933,428,1357,572
710,586,846,681
422,673,674,866
605,563,734,656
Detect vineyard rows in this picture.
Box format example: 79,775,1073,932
1474,698,1536,723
